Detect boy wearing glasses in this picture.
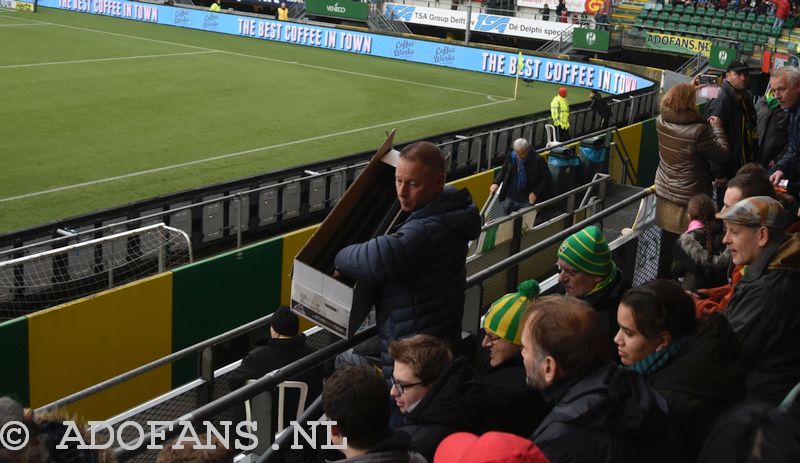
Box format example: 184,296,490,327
388,335,482,462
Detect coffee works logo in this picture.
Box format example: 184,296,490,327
174,10,189,25
394,40,415,57
203,13,219,30
434,45,456,64
327,2,346,13
718,50,728,65
586,32,597,45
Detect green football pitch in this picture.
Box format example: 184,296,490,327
0,7,585,233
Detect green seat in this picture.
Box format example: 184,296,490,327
732,20,743,30
685,5,695,14
662,3,673,12
736,10,746,20
726,10,736,19
658,11,669,21
669,12,682,23
704,6,715,16
691,15,703,25
634,17,644,27
675,3,685,13
738,31,749,41
727,29,739,40
759,14,771,24
644,19,655,28
716,9,726,18
698,25,708,36
759,34,769,44
743,41,754,53
722,18,733,29
688,24,698,34
677,22,688,32
637,10,649,20
741,22,753,32
748,32,759,42
708,27,719,37
647,10,659,20
747,11,758,22
711,17,722,27
772,27,783,37
666,21,677,31
655,20,666,30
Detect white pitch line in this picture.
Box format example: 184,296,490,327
8,14,503,98
0,98,512,203
0,23,49,27
0,50,218,69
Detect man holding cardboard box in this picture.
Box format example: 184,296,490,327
334,141,482,377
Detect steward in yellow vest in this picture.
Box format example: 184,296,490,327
550,87,571,140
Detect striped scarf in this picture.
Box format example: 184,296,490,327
628,336,690,377
586,261,618,296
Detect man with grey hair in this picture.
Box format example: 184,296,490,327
768,66,800,187
718,196,800,402
489,138,551,214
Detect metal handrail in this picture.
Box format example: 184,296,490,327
466,185,655,287
113,326,377,460
35,313,276,413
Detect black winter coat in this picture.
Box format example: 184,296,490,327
755,95,788,167
227,334,324,427
480,355,548,437
724,233,800,403
705,80,760,179
532,365,683,463
494,152,551,203
397,357,484,462
590,94,612,120
334,186,481,377
647,315,747,460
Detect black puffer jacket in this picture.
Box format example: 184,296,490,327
532,365,684,463
724,233,800,403
334,186,481,376
647,315,747,460
397,357,484,461
705,80,759,179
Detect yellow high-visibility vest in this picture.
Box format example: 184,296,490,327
278,7,289,20
550,95,570,130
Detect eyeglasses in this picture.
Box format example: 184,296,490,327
556,264,577,278
484,332,502,344
390,376,424,394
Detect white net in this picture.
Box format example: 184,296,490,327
0,223,191,321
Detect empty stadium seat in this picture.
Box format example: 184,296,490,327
685,5,695,14
708,27,719,37
732,20,742,30
726,10,736,19
698,25,708,36
687,24,698,34
722,18,732,29
669,12,681,23
691,15,703,26
736,10,746,20
655,20,666,29
711,17,722,27
666,21,677,31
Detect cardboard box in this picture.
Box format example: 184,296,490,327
291,131,401,339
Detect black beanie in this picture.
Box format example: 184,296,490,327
271,305,299,336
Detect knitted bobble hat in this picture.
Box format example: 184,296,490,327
557,225,613,276
483,280,540,346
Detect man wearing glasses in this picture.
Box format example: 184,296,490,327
555,225,627,360
387,335,482,462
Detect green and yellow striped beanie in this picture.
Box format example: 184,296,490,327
483,280,540,346
557,225,613,276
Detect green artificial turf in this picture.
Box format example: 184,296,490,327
0,7,585,233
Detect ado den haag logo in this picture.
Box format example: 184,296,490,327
586,32,597,45
385,4,415,21
473,14,510,33
718,50,729,65
174,10,189,25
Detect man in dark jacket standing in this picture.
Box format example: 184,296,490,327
589,89,612,129
755,89,788,168
489,138,551,214
334,141,482,377
521,295,682,463
705,60,760,204
717,196,800,403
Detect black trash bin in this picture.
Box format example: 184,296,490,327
579,135,608,184
547,146,580,196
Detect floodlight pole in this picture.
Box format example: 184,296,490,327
465,2,472,46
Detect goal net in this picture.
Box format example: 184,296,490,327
0,223,192,322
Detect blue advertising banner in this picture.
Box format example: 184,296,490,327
38,0,654,94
